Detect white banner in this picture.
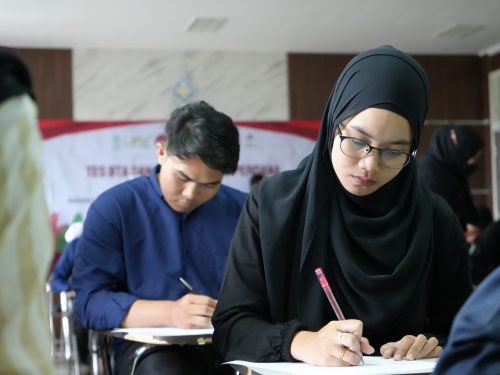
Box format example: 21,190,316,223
41,120,318,229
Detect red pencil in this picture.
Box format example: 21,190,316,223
315,266,365,365
315,267,345,320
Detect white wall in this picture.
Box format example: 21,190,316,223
489,69,500,218
73,49,289,121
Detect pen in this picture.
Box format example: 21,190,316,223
179,276,200,294
315,267,364,365
315,267,345,320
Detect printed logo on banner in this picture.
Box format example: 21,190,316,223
112,133,165,151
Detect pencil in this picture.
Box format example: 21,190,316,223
315,267,365,365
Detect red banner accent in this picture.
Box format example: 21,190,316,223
39,119,321,140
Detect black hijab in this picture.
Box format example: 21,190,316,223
425,125,483,177
263,45,432,345
0,48,34,104
418,126,483,227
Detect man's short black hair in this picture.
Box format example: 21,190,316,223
165,101,240,174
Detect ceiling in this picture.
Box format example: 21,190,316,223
2,0,500,56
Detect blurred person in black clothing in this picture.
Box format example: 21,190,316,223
418,125,483,239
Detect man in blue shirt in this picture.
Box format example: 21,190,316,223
72,101,246,375
51,222,83,292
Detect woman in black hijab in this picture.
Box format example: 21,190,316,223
418,125,483,233
212,45,472,367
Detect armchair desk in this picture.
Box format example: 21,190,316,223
95,327,213,375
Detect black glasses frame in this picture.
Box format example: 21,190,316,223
337,129,416,169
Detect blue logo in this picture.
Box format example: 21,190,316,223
172,75,196,101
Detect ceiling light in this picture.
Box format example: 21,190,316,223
185,17,228,33
432,23,486,39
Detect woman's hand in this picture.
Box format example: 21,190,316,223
290,320,374,366
380,334,442,360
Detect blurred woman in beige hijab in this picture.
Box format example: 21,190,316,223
0,47,54,374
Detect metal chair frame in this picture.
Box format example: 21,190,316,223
45,283,81,375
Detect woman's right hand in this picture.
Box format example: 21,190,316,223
290,320,374,366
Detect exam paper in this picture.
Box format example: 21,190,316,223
227,356,437,375
111,327,213,336
111,326,214,344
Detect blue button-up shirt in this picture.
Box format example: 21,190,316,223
50,239,78,292
72,165,246,334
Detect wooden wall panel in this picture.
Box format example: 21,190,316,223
415,55,483,120
288,53,483,121
10,48,72,119
288,52,492,209
288,53,352,119
485,53,500,72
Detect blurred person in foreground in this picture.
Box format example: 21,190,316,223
0,48,54,374
434,265,500,374
467,204,500,286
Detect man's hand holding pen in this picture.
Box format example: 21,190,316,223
120,277,216,329
168,276,216,329
290,320,374,366
169,293,216,329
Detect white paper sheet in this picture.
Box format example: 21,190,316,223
109,326,214,344
227,356,437,375
111,327,213,336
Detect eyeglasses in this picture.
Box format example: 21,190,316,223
337,129,416,169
